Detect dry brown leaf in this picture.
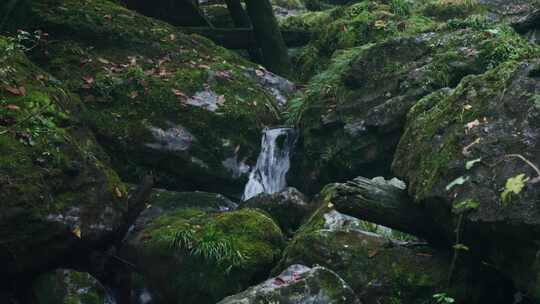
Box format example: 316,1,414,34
114,186,123,198
5,104,20,111
367,250,378,258
171,88,187,98
5,86,22,96
98,57,110,64
82,76,94,84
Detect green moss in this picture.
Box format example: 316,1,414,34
5,0,286,196
132,208,284,303
393,61,523,201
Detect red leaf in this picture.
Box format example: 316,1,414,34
273,278,286,286
367,250,378,258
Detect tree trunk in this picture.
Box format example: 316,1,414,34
224,0,263,62
124,0,210,27
328,177,450,246
244,0,292,76
180,27,311,49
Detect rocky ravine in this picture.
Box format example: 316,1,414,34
2,0,540,303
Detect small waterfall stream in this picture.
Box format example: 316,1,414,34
242,128,297,201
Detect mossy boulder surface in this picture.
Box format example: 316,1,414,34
393,59,540,299
241,187,313,235
275,200,451,304
4,0,293,198
289,14,538,194
34,269,107,304
0,36,127,282
121,206,284,304
217,264,361,304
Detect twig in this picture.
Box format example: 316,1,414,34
505,154,540,178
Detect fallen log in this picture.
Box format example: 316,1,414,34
181,27,312,49
512,9,540,34
327,176,450,245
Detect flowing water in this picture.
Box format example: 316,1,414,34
242,128,297,201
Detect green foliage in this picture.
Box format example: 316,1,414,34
479,26,540,69
433,293,455,304
390,0,411,16
452,199,479,213
501,174,529,205
171,226,245,273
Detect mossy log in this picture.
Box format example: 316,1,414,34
327,177,449,245
181,27,311,49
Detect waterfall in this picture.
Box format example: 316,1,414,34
243,128,297,201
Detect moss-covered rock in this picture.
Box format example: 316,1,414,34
275,200,453,303
3,0,294,198
34,269,107,304
393,59,540,300
0,36,128,285
288,15,538,194
217,264,361,304
121,205,285,304
241,187,313,235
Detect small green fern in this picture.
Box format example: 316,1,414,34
171,227,245,273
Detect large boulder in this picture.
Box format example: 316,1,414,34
2,0,294,198
121,204,285,304
275,201,455,304
241,187,313,235
34,269,109,304
393,59,540,300
288,14,537,194
217,264,361,304
0,36,130,291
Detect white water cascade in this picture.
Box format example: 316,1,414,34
242,128,297,201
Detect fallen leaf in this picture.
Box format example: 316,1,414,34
104,14,112,20
463,104,472,110
217,95,225,105
5,104,20,111
234,145,241,154
128,91,139,99
446,176,470,191
18,86,26,96
255,69,265,77
273,278,286,286
111,112,122,118
82,76,94,84
114,186,123,198
72,226,81,238
169,33,176,41
5,86,22,96
465,119,480,133
465,158,482,170
98,57,110,64
171,88,187,98
367,250,378,258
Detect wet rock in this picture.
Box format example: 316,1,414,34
217,264,361,304
34,269,109,304
4,0,291,198
290,20,536,194
393,59,540,300
121,208,284,304
275,202,454,304
0,36,129,288
241,187,313,235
